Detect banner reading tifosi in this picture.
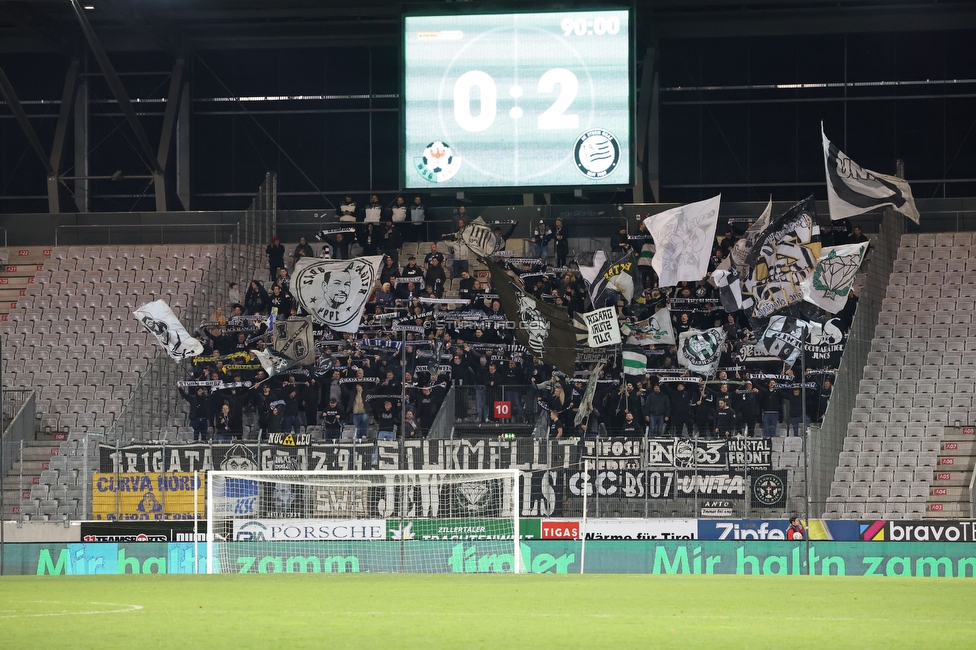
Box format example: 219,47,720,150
92,473,205,521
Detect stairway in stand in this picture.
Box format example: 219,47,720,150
926,426,975,518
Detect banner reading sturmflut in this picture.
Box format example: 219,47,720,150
134,300,203,360
293,256,383,333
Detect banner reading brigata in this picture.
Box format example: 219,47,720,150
92,472,205,520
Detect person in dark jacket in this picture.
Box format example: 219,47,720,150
735,380,761,437
358,223,380,256
715,399,738,439
787,386,806,436
291,236,314,269
244,280,270,315
666,382,695,437
760,380,783,438
179,386,210,441
321,397,344,441
266,236,286,281
644,383,671,437
553,219,570,268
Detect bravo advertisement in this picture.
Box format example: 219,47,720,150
7,541,976,577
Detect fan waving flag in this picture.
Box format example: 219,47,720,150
730,196,772,276
272,316,316,366
578,250,609,309
823,126,920,224
457,216,503,258
251,347,299,378
677,327,727,377
802,241,869,314
134,300,203,360
755,315,812,369
484,257,576,374
644,195,721,287
292,256,383,333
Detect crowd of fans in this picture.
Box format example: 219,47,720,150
177,196,855,443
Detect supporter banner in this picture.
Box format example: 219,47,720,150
134,299,203,360
644,438,729,470
802,241,869,313
91,473,205,521
622,308,675,346
803,316,849,368
700,500,735,518
823,126,920,223
644,194,721,287
755,316,810,368
582,307,621,348
80,521,205,543
730,196,772,275
751,470,789,508
677,327,727,377
726,438,772,470
15,541,976,576
272,316,315,366
232,519,387,541
859,520,976,542
746,197,821,319
568,469,676,499
292,255,384,333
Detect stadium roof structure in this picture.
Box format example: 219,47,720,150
1,0,975,53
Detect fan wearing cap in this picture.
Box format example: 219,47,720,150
532,220,553,264
266,235,285,281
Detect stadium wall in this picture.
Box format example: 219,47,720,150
4,540,976,576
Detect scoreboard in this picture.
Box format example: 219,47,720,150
403,10,632,190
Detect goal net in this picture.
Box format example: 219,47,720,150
207,469,521,574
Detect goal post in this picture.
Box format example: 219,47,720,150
206,469,521,574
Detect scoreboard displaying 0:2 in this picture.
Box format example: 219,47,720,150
403,10,632,190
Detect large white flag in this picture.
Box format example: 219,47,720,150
677,327,727,377
134,300,203,360
292,256,384,333
802,241,869,313
823,127,919,224
644,195,721,287
251,347,299,378
623,308,676,346
578,250,608,308
582,307,621,348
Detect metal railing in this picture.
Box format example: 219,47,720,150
110,173,276,442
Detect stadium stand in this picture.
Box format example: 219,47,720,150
825,232,976,520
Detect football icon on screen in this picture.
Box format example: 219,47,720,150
415,140,462,183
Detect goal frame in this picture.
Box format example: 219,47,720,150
206,468,521,575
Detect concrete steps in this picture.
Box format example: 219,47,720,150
0,246,51,317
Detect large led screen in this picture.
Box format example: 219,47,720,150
404,10,631,190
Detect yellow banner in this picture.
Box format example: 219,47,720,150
91,472,206,521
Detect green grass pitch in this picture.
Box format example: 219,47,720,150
2,574,974,648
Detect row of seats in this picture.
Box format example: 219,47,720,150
825,501,926,518
882,298,976,312
864,368,976,382
831,481,930,499
50,244,219,260
25,280,195,300
834,467,931,483
843,438,941,453
838,451,937,468
851,408,959,425
889,272,976,286
897,246,976,261
873,326,976,342
856,394,973,410
847,424,945,438
878,313,976,327
901,233,973,247
866,351,976,366
871,338,976,353
891,259,976,274
37,268,205,285
886,285,976,300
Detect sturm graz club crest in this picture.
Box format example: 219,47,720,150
752,472,786,507
682,330,722,368
574,129,620,179
415,141,462,183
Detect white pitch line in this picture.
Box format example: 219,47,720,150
0,601,143,620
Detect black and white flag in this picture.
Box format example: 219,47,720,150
755,315,812,369
644,195,721,287
134,300,203,360
457,216,503,258
292,256,383,333
823,126,920,224
251,347,299,378
272,316,315,366
677,327,727,377
730,196,772,276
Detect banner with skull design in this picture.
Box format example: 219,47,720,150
484,257,576,374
